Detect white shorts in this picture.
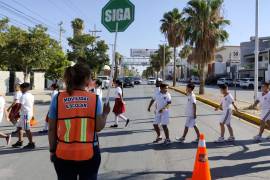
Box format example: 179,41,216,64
261,110,270,122
185,117,197,128
220,109,232,125
153,110,169,125
17,113,32,130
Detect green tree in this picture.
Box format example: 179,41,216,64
142,67,154,79
0,18,9,70
179,45,192,78
161,8,185,86
68,18,109,74
184,0,229,94
155,44,172,79
71,18,84,37
150,53,161,79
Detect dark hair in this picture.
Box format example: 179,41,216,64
160,83,169,88
64,63,91,95
96,79,102,87
262,82,270,87
115,80,122,86
20,82,30,89
219,84,228,90
187,83,195,90
51,83,59,90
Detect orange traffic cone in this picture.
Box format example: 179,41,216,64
187,134,211,180
30,116,38,127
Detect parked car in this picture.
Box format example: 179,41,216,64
97,76,110,89
123,76,135,88
134,77,142,85
191,77,200,84
147,77,156,85
240,78,262,89
217,78,233,86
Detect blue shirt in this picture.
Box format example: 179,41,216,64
48,94,103,120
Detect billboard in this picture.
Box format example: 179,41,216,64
130,49,157,57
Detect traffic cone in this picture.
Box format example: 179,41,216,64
30,116,38,127
187,134,211,180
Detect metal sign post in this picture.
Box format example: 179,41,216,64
106,23,118,104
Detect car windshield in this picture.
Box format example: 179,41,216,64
98,77,108,80
148,78,155,80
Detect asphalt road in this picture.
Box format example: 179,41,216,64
0,85,270,180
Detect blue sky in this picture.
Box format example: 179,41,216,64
1,0,270,58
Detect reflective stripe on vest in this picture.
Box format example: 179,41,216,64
64,119,71,142
80,118,87,142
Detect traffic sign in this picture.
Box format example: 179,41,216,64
101,0,135,32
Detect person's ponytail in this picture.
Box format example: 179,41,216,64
64,66,75,95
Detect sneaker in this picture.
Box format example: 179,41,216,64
227,136,235,142
192,138,199,143
175,137,185,143
215,137,225,143
164,139,171,144
253,135,263,142
110,124,118,128
12,141,23,148
153,137,162,143
6,134,11,145
125,119,130,127
23,142,35,149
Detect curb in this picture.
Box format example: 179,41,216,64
169,87,261,126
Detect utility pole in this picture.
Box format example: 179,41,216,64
58,21,65,47
254,0,259,100
89,24,102,39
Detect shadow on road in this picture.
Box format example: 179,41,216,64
99,170,192,180
123,96,152,101
99,129,153,137
0,146,48,155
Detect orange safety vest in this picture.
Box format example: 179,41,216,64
56,90,98,161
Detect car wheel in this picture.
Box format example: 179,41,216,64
249,84,254,89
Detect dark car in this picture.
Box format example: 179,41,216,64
123,77,135,88
134,77,142,85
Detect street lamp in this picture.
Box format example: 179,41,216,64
254,0,259,100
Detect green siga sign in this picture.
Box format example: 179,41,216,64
101,0,135,32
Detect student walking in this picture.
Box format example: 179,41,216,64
94,79,103,101
48,63,110,180
249,82,270,142
176,83,200,143
148,83,172,144
215,84,238,143
0,93,11,145
12,83,35,149
7,84,22,127
110,80,130,128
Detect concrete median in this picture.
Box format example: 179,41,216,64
170,86,261,126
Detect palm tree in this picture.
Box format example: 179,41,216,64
150,53,161,79
184,0,230,94
179,45,192,79
160,8,185,86
71,18,84,37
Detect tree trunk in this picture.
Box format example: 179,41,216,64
199,63,206,95
173,47,176,87
23,66,29,83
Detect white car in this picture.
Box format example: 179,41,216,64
191,77,200,84
147,77,156,85
217,78,233,86
97,76,110,89
240,78,262,89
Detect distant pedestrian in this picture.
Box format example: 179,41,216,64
12,82,35,149
0,93,11,145
94,79,103,101
110,80,130,128
7,84,22,127
249,82,270,142
176,83,200,143
148,83,172,144
215,84,238,143
48,63,110,180
39,83,59,134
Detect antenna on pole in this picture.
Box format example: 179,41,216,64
58,21,65,46
89,24,102,39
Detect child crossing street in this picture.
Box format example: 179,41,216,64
176,83,200,143
148,83,172,144
215,84,238,143
249,82,270,142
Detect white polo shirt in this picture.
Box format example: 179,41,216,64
221,93,234,111
154,92,171,112
20,92,34,117
115,87,122,98
0,96,5,123
257,91,270,112
14,91,22,103
185,92,196,117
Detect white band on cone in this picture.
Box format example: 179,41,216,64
199,140,206,147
